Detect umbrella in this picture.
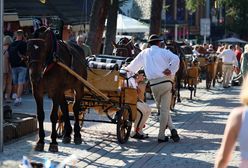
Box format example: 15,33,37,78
218,37,248,44
116,14,149,33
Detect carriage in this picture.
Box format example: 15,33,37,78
56,55,138,144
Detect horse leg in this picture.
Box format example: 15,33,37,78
73,93,83,145
194,85,197,97
33,91,45,151
48,99,59,152
177,80,181,102
60,95,72,144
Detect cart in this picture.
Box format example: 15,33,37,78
56,58,137,144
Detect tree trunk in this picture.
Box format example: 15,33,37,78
86,0,110,54
149,0,163,35
103,0,119,55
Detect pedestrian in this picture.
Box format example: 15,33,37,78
240,44,248,79
218,44,239,88
215,74,248,168
125,34,180,143
76,34,92,57
8,29,27,106
235,44,242,68
3,35,13,103
127,70,151,139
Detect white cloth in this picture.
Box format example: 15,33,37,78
126,45,180,80
218,49,238,66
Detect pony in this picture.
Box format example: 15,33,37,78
26,27,87,152
112,37,141,57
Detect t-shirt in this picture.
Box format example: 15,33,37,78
8,40,27,68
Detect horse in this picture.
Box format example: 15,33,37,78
112,37,141,57
165,41,187,105
26,27,87,152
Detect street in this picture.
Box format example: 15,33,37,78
0,82,241,168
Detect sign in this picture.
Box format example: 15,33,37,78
200,18,211,36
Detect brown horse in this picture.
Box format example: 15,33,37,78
165,41,187,105
112,37,141,57
27,27,87,152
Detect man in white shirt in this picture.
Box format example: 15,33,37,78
218,45,239,88
125,34,180,143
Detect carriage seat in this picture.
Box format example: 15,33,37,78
88,61,119,70
86,55,132,70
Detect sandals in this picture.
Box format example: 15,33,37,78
132,132,149,139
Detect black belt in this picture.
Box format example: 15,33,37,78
149,80,173,87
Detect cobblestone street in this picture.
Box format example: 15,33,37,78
0,82,241,168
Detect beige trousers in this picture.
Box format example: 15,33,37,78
150,76,175,140
222,64,233,87
133,101,151,133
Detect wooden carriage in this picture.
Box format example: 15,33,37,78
57,55,137,144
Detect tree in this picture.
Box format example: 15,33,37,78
185,0,204,13
149,0,163,35
103,0,119,55
218,0,248,38
86,0,110,54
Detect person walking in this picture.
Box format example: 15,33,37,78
215,75,248,168
8,29,27,106
240,44,248,79
218,45,239,88
125,34,180,143
3,35,13,103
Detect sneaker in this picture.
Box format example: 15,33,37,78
14,98,22,106
170,129,180,142
12,93,17,100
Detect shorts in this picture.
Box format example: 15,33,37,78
11,67,27,85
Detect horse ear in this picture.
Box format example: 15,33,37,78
112,41,117,48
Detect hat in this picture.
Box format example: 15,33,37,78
16,29,24,35
148,34,163,43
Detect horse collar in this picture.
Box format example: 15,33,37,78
43,63,55,75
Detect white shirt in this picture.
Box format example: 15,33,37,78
126,45,180,80
218,49,238,66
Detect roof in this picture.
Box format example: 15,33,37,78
4,0,93,25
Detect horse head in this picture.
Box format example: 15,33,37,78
112,37,140,57
27,27,57,82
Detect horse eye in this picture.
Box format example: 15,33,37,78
33,45,39,50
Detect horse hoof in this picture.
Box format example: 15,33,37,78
34,143,44,151
48,143,58,153
62,137,71,144
74,137,82,145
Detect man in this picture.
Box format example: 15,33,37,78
76,34,92,57
218,44,239,88
8,29,27,106
125,34,180,143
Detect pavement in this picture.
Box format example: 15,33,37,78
0,81,242,168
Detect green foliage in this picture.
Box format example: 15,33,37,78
185,0,204,12
217,0,248,37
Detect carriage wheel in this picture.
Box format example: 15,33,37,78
116,105,132,144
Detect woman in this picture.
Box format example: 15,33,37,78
240,44,248,78
215,75,248,168
3,35,13,103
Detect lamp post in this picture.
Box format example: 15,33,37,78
0,0,4,152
